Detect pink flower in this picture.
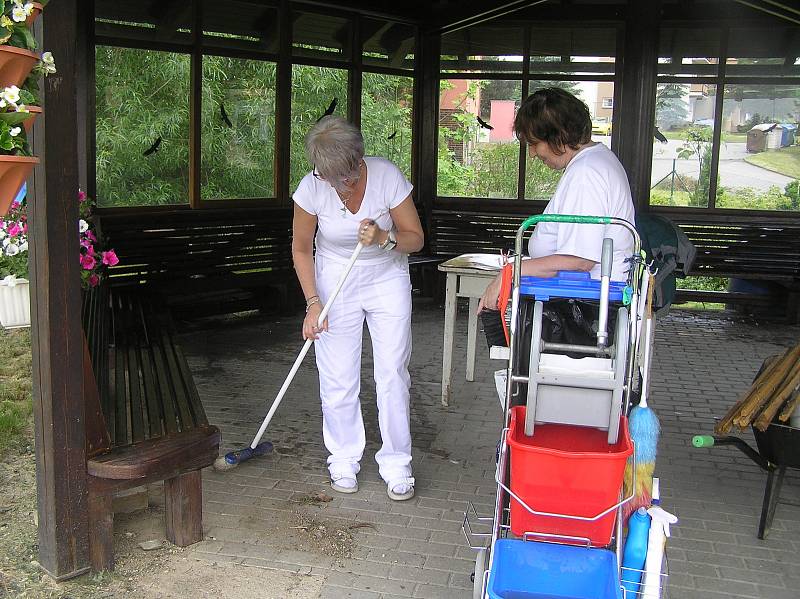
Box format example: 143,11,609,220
21,223,27,234
80,254,96,270
101,250,119,266
78,190,87,202
86,230,97,242
88,274,100,287
8,223,20,237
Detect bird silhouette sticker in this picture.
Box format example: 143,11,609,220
477,116,494,130
653,127,668,144
387,130,397,140
221,103,233,128
143,136,162,156
317,97,338,122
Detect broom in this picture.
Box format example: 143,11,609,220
623,271,660,520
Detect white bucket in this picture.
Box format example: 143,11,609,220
0,276,31,329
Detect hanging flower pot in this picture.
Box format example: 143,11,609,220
0,155,37,216
21,104,39,134
0,45,39,87
25,2,43,28
0,274,30,328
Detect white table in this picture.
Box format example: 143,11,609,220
438,254,504,406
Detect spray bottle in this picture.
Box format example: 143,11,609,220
642,479,678,598
621,506,651,595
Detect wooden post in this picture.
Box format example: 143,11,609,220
164,470,204,546
414,31,440,253
29,0,90,580
613,0,660,211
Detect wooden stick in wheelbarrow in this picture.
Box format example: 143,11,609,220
734,344,800,429
754,358,800,430
715,344,800,434
714,348,792,435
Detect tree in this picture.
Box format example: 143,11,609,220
655,83,689,129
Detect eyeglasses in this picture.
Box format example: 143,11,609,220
313,165,323,180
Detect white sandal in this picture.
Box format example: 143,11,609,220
387,477,415,501
330,473,358,494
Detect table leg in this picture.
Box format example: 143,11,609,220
466,297,478,381
441,272,457,406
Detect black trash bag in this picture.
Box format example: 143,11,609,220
508,298,619,407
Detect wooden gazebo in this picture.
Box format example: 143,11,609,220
33,0,799,579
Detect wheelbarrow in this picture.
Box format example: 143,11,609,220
693,421,800,539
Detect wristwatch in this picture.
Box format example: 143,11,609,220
379,229,397,251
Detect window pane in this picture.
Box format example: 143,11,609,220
441,25,523,74
362,73,413,179
95,46,190,207
362,19,415,71
658,28,719,78
715,84,800,211
438,79,521,198
650,84,717,208
290,65,348,193
292,12,351,60
201,56,276,200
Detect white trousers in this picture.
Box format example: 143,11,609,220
313,252,413,484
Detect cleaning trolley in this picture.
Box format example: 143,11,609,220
463,214,675,599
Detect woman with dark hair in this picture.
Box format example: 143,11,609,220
292,116,424,501
478,87,635,312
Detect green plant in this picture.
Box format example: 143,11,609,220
0,0,37,51
676,126,715,206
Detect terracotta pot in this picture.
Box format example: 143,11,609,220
0,155,38,216
22,104,41,134
26,2,44,28
0,45,39,88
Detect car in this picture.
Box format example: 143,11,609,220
592,118,612,136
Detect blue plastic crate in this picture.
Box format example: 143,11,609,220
487,539,622,599
519,271,626,302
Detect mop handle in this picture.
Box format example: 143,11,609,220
249,242,364,449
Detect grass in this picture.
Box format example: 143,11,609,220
744,145,800,179
0,328,33,453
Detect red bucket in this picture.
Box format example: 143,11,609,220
507,406,632,546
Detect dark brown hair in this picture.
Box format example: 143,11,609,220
513,88,592,155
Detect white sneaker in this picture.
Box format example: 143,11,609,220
330,474,358,494
387,477,415,501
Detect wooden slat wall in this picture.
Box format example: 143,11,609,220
98,207,295,292
428,201,800,285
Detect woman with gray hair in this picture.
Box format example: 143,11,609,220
292,115,424,501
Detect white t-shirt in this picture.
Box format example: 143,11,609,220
528,143,635,281
293,157,413,265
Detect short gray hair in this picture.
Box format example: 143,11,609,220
305,115,364,188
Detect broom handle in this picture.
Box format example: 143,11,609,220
249,243,364,449
638,272,656,409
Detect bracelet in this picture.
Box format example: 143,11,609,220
305,297,320,312
305,295,319,306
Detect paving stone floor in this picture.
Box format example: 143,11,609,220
176,298,800,599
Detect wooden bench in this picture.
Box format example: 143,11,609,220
426,201,800,321
668,214,800,320
82,285,220,571
97,206,299,317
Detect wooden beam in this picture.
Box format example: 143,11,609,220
614,0,660,211
415,31,440,252
30,0,90,580
153,0,193,41
434,0,550,35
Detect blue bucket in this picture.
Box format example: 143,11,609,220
487,539,622,599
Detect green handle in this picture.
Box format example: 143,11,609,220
692,435,715,448
520,214,612,233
